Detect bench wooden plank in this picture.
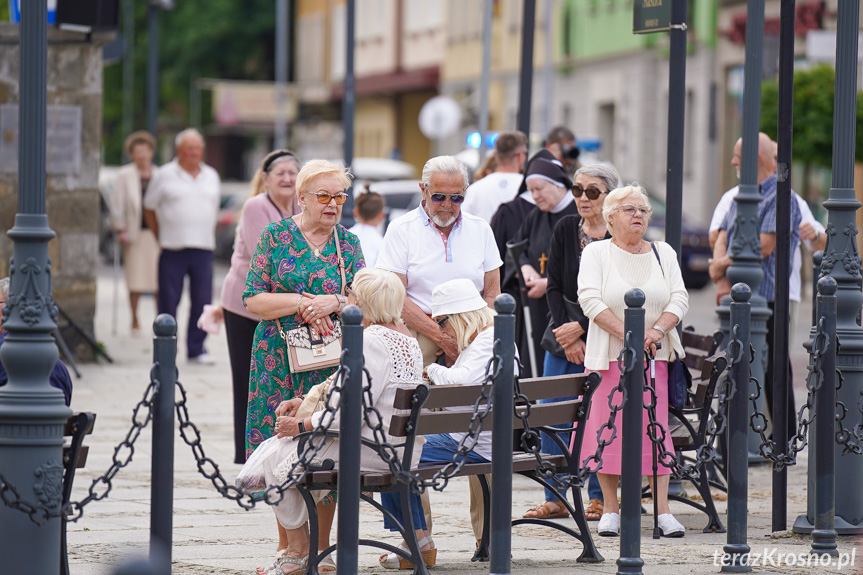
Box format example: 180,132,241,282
392,373,592,410
63,412,96,436
389,400,582,437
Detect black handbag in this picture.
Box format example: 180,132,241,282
540,295,582,359
649,242,689,410
667,354,691,410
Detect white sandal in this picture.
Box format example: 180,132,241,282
261,554,307,575
379,536,436,569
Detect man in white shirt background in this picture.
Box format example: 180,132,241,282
708,135,826,331
144,128,221,364
462,131,528,223
376,155,502,367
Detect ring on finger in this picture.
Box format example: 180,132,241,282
316,319,322,325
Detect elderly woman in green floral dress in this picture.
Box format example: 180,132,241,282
244,159,364,570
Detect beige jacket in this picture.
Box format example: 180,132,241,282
111,163,158,244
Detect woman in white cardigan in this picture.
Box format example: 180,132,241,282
577,184,689,539
111,131,160,333
259,268,424,575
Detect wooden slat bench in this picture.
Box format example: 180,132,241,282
294,371,604,574
62,411,96,575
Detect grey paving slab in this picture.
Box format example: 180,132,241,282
59,264,863,574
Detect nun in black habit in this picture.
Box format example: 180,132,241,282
502,157,578,377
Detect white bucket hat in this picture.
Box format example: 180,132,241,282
431,279,487,318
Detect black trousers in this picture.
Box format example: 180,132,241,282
223,309,259,464
157,248,213,358
766,301,796,440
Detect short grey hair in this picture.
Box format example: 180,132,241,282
175,128,204,149
421,156,469,192
0,276,8,300
575,162,621,196
602,184,651,229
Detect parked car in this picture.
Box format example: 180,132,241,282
642,193,712,289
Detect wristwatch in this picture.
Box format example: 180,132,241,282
297,419,306,434
651,325,666,337
335,294,346,309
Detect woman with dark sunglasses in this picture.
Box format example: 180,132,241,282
521,162,621,522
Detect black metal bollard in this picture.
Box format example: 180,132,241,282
617,289,645,575
723,284,752,573
811,277,839,557
811,251,823,327
490,294,517,575
150,314,177,574
336,305,363,574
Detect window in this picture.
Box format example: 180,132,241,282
406,0,442,33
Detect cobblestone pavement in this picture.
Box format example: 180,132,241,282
61,265,861,574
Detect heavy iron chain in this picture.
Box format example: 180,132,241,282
507,331,634,494
832,369,862,455
0,376,158,525
641,328,742,481
359,340,500,494
174,359,349,510
748,318,828,470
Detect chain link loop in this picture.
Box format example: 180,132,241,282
358,340,501,494
174,354,355,509
0,378,158,525
746,319,827,470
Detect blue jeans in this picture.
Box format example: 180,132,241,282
541,352,602,502
380,434,488,531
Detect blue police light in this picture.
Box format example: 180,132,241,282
485,133,499,147
467,132,482,149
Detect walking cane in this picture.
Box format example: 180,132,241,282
505,238,538,377
112,237,120,336
648,344,661,539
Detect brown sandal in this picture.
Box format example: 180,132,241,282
585,498,604,521
522,500,569,519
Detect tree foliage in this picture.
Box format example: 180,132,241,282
760,64,863,168
102,0,281,164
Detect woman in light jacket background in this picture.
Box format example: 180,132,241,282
111,131,160,333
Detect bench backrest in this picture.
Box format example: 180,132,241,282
681,327,723,381
389,372,600,438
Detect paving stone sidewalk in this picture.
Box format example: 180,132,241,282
62,266,861,574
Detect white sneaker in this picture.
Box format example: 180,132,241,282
597,512,620,537
657,513,685,537
188,352,216,365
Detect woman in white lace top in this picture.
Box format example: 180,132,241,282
259,268,424,575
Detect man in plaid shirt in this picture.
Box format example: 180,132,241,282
709,132,801,439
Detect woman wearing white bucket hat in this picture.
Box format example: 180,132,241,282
378,278,518,569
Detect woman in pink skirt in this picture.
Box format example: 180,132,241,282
576,184,689,538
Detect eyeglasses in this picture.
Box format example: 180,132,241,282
618,204,653,217
435,315,449,328
572,185,607,200
430,193,465,205
306,191,348,205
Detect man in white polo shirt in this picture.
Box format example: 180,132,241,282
461,130,528,223
377,155,502,367
376,154,503,555
144,128,221,364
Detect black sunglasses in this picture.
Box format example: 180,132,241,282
572,184,607,200
430,193,465,205
435,315,449,328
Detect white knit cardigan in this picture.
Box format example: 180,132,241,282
577,240,689,371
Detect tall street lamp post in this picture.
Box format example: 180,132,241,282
0,0,72,572
715,0,770,462
795,0,863,537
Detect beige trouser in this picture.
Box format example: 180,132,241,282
411,327,485,540
412,329,442,367
469,475,489,541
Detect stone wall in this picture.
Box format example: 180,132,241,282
0,24,113,360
